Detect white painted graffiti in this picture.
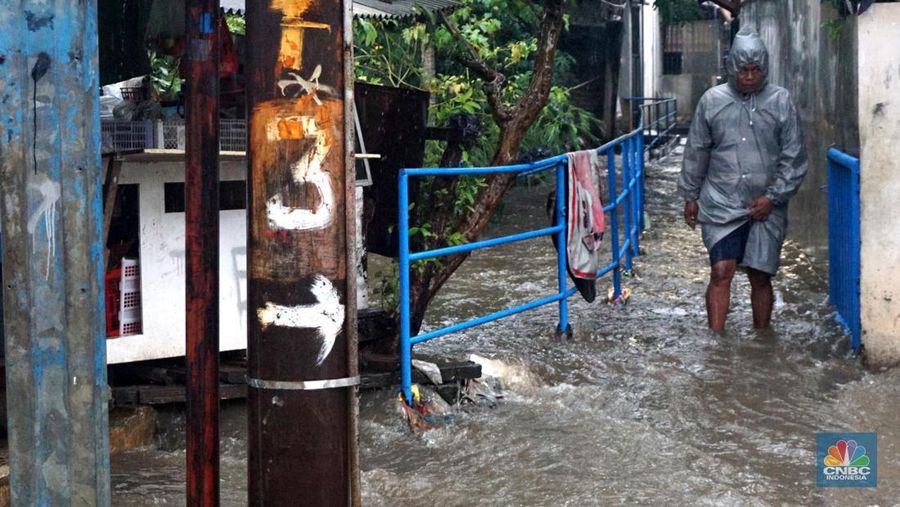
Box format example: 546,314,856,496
266,115,335,231
27,176,61,279
257,275,344,366
277,65,338,106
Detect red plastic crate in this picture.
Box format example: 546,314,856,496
105,267,121,338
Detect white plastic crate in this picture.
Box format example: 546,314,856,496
119,258,143,336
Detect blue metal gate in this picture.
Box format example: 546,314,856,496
827,147,861,350
397,129,645,404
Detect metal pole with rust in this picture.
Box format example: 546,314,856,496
245,0,359,504
184,1,221,505
0,1,111,504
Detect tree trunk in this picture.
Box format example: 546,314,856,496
383,0,567,353
406,0,567,336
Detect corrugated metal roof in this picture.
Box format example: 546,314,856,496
218,0,460,18
353,0,460,19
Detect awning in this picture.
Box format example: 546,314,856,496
219,0,460,19
352,0,460,19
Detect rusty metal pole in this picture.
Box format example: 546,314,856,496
184,1,221,505
0,1,111,504
246,0,359,504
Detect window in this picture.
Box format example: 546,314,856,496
164,180,247,213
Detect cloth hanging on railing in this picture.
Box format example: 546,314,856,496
566,150,606,280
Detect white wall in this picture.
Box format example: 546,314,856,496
858,4,900,366
106,158,248,364
642,3,662,99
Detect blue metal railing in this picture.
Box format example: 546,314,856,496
397,129,645,404
827,147,861,351
625,97,678,157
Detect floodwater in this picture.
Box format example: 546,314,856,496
112,148,899,505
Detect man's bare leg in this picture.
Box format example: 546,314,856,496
747,268,774,329
706,260,737,331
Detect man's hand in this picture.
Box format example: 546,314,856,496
748,196,774,221
684,200,699,230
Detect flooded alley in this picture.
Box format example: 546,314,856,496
112,149,899,505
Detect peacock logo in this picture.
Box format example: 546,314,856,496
817,432,876,487
823,439,870,467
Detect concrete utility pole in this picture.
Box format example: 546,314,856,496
184,1,221,505
0,1,111,505
245,0,359,504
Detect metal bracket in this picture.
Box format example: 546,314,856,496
246,375,360,391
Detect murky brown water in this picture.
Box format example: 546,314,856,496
112,149,899,505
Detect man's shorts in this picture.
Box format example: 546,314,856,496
708,221,751,266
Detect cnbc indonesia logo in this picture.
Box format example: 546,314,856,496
817,433,877,487
823,439,871,479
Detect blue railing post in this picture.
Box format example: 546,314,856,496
398,170,414,404
395,126,651,403
555,160,570,339
826,148,861,351
622,138,634,273
607,149,622,300
637,130,646,236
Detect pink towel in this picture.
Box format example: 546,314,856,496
566,150,605,279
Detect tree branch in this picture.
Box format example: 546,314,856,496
438,10,513,123
512,0,566,129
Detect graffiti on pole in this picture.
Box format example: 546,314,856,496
264,114,334,231
249,0,347,369
257,274,344,365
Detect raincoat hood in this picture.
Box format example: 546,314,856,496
727,26,769,92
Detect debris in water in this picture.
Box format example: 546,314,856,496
461,377,503,408
607,287,632,305
398,384,454,434
411,359,443,385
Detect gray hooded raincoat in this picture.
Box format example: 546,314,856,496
678,27,808,274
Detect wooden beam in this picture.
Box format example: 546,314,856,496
183,1,222,505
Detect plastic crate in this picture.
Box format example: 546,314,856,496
105,267,121,338
119,258,143,336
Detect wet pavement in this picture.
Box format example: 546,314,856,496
112,148,899,505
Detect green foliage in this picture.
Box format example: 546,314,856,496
822,18,844,41
353,0,603,168
225,13,246,35
522,85,603,153
372,261,400,315
147,49,181,101
353,18,430,88
653,0,705,25
453,175,488,215
355,1,610,312
145,13,244,102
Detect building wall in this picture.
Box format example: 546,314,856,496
642,3,662,100
742,0,860,262
106,158,248,364
619,2,663,130
658,20,725,125
857,4,900,366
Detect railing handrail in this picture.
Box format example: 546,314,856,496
826,146,861,351
827,146,860,170
624,96,675,102
624,97,678,157
398,124,646,405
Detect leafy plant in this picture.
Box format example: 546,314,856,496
225,13,245,35
653,0,706,25
822,18,844,40
147,49,181,102
372,261,400,315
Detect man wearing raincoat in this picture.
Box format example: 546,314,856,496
678,26,808,331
